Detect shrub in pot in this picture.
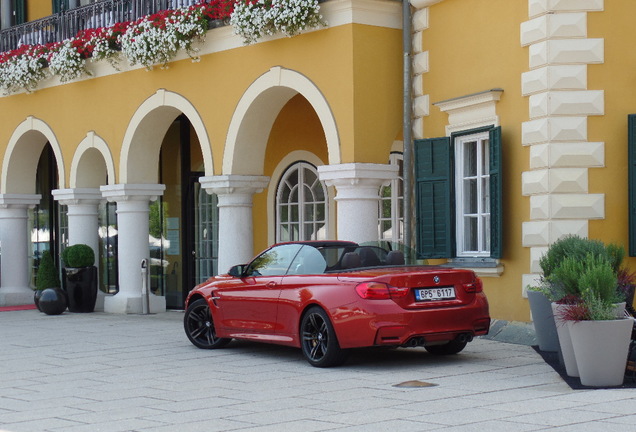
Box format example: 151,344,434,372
536,236,631,376
556,254,633,387
62,244,98,313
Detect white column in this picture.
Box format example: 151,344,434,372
52,188,104,310
318,163,398,244
1,0,12,30
0,194,41,306
100,184,166,314
199,175,269,275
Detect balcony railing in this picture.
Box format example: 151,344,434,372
0,0,204,53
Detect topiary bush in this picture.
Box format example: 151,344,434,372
539,235,627,303
36,250,61,290
539,235,608,279
62,244,95,268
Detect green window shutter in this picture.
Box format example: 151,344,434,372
489,126,503,259
52,0,68,13
13,0,25,24
629,115,636,256
414,137,453,259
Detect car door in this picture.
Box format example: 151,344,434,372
213,244,303,334
277,245,329,338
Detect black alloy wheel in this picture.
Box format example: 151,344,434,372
184,298,231,349
300,306,348,367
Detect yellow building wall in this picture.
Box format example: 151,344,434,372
0,23,400,186
27,3,52,21
0,21,403,270
587,1,636,275
422,0,530,322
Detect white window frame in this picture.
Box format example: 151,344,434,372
378,152,403,244
276,162,328,242
454,131,490,258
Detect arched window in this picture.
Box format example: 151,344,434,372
277,162,327,242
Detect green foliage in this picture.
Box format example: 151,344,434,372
62,244,95,268
579,254,620,304
149,201,167,239
605,243,625,274
36,250,61,290
539,235,608,279
539,235,627,304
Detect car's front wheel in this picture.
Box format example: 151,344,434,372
184,298,231,349
424,339,468,355
300,306,348,367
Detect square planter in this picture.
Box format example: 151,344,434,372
568,318,633,387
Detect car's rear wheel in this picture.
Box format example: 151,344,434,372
301,307,348,367
424,339,468,355
184,298,231,349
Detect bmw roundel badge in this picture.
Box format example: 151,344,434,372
433,276,440,284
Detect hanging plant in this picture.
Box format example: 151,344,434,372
230,0,326,45
120,7,210,70
0,44,50,93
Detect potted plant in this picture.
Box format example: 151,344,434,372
561,255,633,387
34,250,67,315
537,235,629,377
62,244,98,313
527,282,560,353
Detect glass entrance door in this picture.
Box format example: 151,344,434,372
155,115,218,309
193,181,219,285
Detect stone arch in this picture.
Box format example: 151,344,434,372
224,66,341,175
120,89,214,184
2,116,65,194
71,132,116,188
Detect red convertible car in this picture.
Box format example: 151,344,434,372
184,241,490,367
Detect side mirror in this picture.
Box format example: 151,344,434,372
228,264,246,278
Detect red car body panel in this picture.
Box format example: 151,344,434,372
185,242,490,352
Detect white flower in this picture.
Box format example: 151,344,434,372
48,40,91,82
230,0,326,45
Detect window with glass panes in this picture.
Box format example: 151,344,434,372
276,162,327,242
379,153,404,243
454,132,490,257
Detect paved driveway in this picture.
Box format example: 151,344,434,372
1,310,635,431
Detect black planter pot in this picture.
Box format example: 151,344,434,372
63,266,98,313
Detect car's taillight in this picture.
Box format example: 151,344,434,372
463,278,483,293
355,282,409,300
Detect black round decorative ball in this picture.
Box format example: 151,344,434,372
38,288,67,315
33,289,43,311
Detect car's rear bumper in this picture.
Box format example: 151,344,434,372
331,293,490,349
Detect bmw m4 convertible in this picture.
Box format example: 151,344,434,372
184,241,490,367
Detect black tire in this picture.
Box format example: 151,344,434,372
424,339,468,355
300,306,348,367
184,298,231,349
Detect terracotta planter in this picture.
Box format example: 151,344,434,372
568,318,633,387
552,303,578,377
528,290,559,352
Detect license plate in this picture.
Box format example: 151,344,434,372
415,287,456,301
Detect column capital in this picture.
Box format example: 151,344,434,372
0,193,41,209
199,175,270,196
100,184,165,203
318,163,398,199
52,188,102,206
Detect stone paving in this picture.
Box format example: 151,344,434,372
1,310,636,432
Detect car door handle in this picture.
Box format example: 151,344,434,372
266,281,277,288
